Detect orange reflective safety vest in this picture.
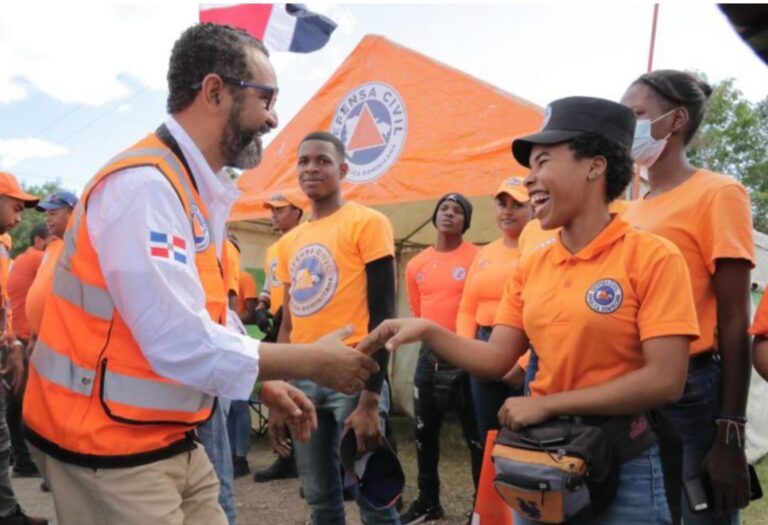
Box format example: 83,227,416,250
23,132,229,467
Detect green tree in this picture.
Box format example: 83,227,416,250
687,78,768,232
9,180,61,257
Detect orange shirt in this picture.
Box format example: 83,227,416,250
7,247,44,340
276,202,394,345
624,170,754,355
750,292,768,336
26,239,63,337
263,242,284,315
223,239,241,295
494,216,699,398
456,239,520,338
236,271,258,316
406,241,479,332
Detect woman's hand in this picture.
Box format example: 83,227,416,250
357,318,434,355
497,396,552,431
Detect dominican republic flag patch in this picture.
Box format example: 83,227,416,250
149,231,187,264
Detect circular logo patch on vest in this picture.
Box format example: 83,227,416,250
330,82,407,184
289,244,339,317
452,267,467,282
585,279,623,314
190,204,210,252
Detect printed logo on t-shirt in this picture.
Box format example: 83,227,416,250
452,267,467,281
415,272,424,283
190,204,210,252
585,279,623,314
289,243,339,317
478,259,489,270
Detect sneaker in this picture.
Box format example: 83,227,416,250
400,499,445,524
0,506,48,525
232,455,250,478
252,454,297,483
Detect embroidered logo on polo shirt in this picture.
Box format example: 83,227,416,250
586,279,623,314
269,258,280,288
289,243,339,317
452,267,467,281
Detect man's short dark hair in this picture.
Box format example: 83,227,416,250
300,131,346,162
29,223,49,246
167,23,269,114
567,133,633,202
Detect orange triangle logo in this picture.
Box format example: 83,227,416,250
346,103,386,153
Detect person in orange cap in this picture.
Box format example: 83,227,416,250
0,171,47,525
456,176,532,442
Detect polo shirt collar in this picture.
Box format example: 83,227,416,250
548,214,631,265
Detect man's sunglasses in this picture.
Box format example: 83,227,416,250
191,74,278,111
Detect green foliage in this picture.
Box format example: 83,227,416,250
687,79,768,232
10,180,61,257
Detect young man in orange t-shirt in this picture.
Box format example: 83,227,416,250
402,193,481,524
5,223,50,478
273,131,399,524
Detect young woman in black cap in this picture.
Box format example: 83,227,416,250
361,96,700,524
622,70,754,524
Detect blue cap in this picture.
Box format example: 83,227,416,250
36,190,78,211
340,429,404,510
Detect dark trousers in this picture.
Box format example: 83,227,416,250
413,346,483,506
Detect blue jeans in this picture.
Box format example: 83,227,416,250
515,445,672,525
198,398,236,525
660,357,739,525
291,380,400,525
470,326,521,439
226,399,252,457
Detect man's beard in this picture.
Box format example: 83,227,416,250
221,100,264,170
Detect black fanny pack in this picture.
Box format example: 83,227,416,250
492,415,656,523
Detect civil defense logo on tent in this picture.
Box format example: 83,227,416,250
331,82,407,184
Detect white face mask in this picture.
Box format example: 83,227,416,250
631,110,675,167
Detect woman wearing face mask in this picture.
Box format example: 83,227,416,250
361,96,700,524
622,70,755,524
456,176,532,439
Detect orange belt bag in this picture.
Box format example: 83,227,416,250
491,418,621,524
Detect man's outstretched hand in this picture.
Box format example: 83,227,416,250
309,325,380,395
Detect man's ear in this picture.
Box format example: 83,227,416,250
339,161,349,181
200,73,226,110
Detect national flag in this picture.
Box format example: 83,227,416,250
149,231,188,264
199,4,337,53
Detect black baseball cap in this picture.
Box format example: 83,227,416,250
511,96,636,167
340,429,404,510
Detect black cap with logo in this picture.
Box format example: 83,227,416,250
512,96,636,168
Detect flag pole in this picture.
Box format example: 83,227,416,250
632,3,660,200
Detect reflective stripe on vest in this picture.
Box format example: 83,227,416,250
32,339,214,414
31,339,95,397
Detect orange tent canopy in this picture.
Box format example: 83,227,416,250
232,34,543,246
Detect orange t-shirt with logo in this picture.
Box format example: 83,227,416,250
276,202,395,346
494,216,699,398
750,292,768,336
624,170,754,355
7,247,44,340
236,271,258,317
26,239,63,337
263,242,285,315
406,241,479,332
456,239,519,338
